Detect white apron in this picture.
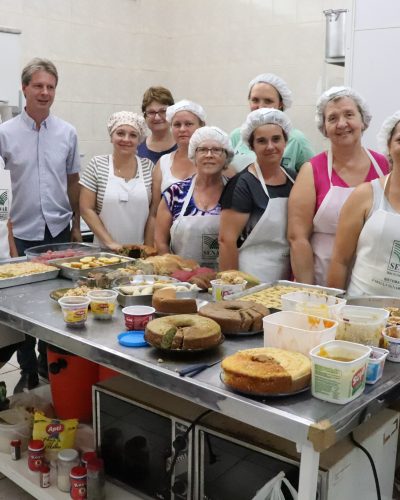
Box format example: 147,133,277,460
311,148,384,286
238,162,294,282
170,175,221,269
93,155,149,246
0,166,12,259
348,175,400,296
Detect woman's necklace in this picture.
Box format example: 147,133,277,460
114,160,136,182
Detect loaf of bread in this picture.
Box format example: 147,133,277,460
152,288,197,314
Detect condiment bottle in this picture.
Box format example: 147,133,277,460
40,465,51,488
28,439,45,472
70,466,87,499
57,448,80,492
10,439,21,460
81,450,97,468
87,458,105,500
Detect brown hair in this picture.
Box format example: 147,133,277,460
21,58,58,86
141,86,174,113
248,128,288,150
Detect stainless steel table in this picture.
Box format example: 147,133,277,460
1,278,400,499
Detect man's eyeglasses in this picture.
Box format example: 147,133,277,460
196,147,225,157
145,109,167,118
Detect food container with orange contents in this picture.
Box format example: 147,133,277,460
382,326,400,362
87,290,118,320
281,291,346,319
310,340,371,404
58,296,91,328
263,311,338,357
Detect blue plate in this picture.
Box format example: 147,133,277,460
118,331,148,347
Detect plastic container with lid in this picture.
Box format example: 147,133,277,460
70,466,87,499
263,310,338,357
25,242,100,263
310,340,371,404
382,326,400,362
281,291,346,319
58,296,91,328
0,407,32,453
211,279,247,301
28,439,45,471
87,289,118,320
87,457,105,500
57,448,80,492
335,305,389,346
366,347,389,384
81,450,97,468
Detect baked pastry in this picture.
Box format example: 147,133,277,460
145,314,222,350
198,300,269,334
152,288,198,314
221,347,311,394
118,244,158,259
145,254,198,276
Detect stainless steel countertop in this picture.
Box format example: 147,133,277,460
1,278,400,450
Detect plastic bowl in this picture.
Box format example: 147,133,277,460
281,291,346,319
122,306,155,331
211,279,247,301
382,326,400,362
366,347,389,384
263,310,338,357
25,242,100,263
335,305,389,346
87,290,118,320
310,340,371,404
58,296,91,328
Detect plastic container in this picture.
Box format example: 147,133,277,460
87,289,117,320
122,306,155,330
310,340,371,404
70,466,87,499
281,291,346,319
87,457,105,500
366,347,389,384
335,305,389,346
0,408,32,453
25,242,100,263
57,449,80,492
211,279,247,301
263,311,338,357
58,296,91,328
28,439,45,471
382,326,400,362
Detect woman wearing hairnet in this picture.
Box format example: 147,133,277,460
219,108,295,282
230,73,314,172
328,111,400,295
146,100,205,244
287,87,389,286
154,126,232,269
79,111,154,250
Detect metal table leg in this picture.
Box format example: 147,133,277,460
297,441,320,500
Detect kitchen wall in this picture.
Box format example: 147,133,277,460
0,0,350,164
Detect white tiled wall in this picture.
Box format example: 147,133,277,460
0,0,351,164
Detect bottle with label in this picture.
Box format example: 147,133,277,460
57,448,80,492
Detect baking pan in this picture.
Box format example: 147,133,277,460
346,296,400,308
48,252,134,280
0,258,59,289
115,282,199,307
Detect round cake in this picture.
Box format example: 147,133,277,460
145,314,222,350
221,347,311,394
198,300,269,334
152,288,197,314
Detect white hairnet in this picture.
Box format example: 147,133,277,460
377,110,400,156
107,111,149,142
188,126,234,165
240,108,292,147
166,99,206,124
315,86,372,136
248,73,293,110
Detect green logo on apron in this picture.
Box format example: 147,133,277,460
202,234,219,260
388,240,400,274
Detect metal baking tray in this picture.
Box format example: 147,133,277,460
112,274,179,288
346,296,400,308
115,282,199,307
48,252,135,280
0,258,59,289
226,280,345,307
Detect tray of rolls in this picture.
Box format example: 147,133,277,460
0,258,59,288
48,252,134,279
226,280,345,310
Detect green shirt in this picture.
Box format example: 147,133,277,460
230,126,315,172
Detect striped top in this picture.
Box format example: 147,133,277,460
79,154,154,214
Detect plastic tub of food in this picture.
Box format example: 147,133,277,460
25,243,100,263
122,306,155,330
87,290,118,320
335,305,389,346
211,279,247,301
366,347,389,384
0,408,32,453
310,340,371,404
58,296,91,328
263,311,338,357
281,291,346,319
382,326,400,362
